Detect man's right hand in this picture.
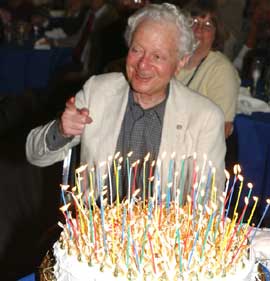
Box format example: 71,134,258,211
59,97,92,138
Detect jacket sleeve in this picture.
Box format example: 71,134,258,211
25,120,80,167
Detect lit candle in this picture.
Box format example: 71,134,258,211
178,155,186,207
132,160,140,195
88,191,95,243
201,204,216,260
147,232,156,274
176,228,183,274
148,160,155,200
121,203,127,242
250,198,270,242
143,153,150,208
166,182,173,213
246,196,259,227
224,169,230,196
204,161,212,208
232,175,244,219
198,154,207,191
107,156,113,205
128,162,136,204
247,182,253,201
226,197,249,252
225,164,239,221
89,167,95,211
210,167,216,203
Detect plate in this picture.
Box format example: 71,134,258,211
258,263,270,281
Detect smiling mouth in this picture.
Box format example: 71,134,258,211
135,72,152,81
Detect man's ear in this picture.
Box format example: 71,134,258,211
175,55,191,74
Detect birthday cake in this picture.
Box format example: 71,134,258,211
51,159,262,281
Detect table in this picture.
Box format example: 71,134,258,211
18,273,35,281
0,45,72,95
234,112,270,222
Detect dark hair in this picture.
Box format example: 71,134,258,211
184,0,226,51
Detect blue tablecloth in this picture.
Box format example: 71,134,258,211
234,112,270,219
0,45,72,95
18,273,35,281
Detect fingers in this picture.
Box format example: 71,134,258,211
60,97,93,137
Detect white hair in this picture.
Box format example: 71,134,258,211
124,3,197,58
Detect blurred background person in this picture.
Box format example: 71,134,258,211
233,0,270,73
216,0,246,61
175,0,240,139
0,0,35,22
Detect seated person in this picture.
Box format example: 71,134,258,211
26,3,226,202
175,0,240,139
233,0,270,72
0,0,35,22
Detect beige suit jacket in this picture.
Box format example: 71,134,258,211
26,73,226,196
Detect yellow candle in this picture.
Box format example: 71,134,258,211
246,196,258,226
210,167,216,203
232,175,244,218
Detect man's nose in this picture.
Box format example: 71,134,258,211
138,54,150,69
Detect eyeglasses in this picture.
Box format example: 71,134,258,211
191,18,215,32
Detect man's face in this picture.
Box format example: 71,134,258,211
126,20,181,98
192,14,216,53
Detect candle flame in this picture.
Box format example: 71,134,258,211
119,157,123,164
127,151,133,157
57,221,65,229
60,203,71,212
76,164,88,174
171,152,176,158
244,197,249,205
133,189,141,198
247,182,253,189
233,164,238,175
253,196,258,202
161,151,167,159
224,169,230,180
266,199,270,204
149,176,155,182
219,196,225,203
114,151,120,159
237,164,241,174
60,184,70,191
193,152,197,159
238,174,244,182
144,152,150,161
99,161,106,168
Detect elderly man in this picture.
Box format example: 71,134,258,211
26,3,226,201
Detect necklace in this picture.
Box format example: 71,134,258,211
186,55,208,87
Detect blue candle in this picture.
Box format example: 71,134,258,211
250,199,270,242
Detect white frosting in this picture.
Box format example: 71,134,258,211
53,240,257,281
